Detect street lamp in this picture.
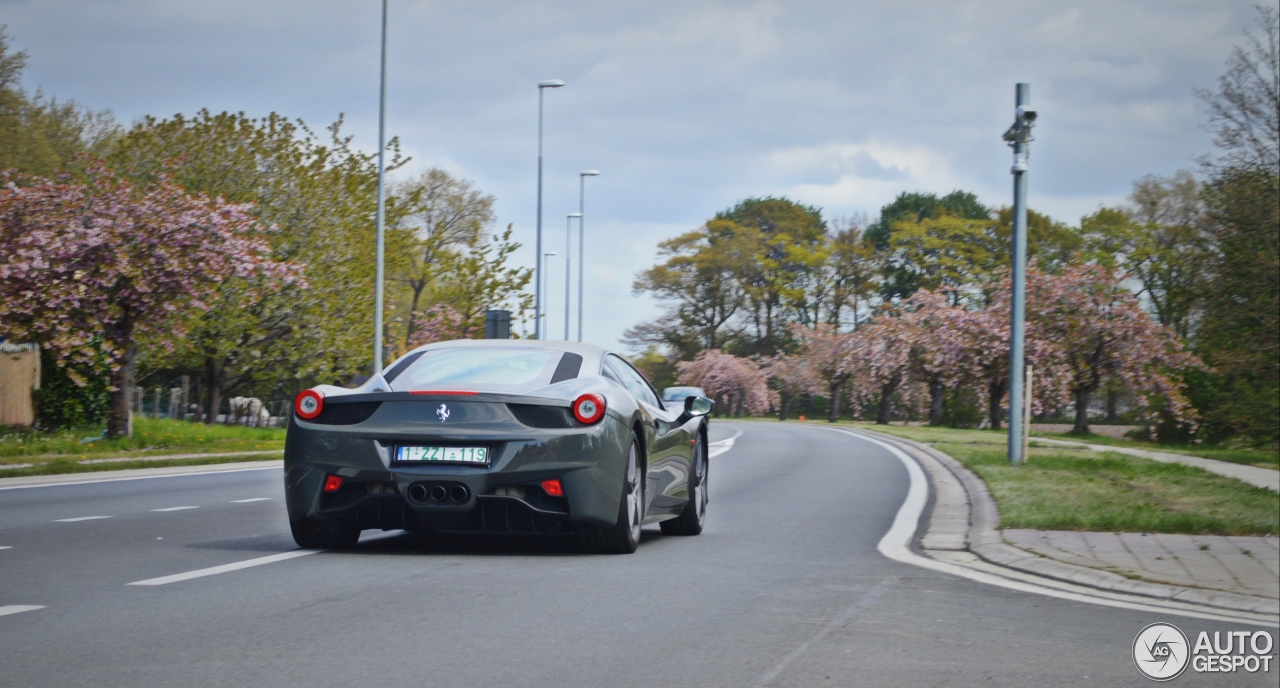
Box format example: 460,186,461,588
564,212,582,340
535,79,565,340
577,170,600,342
1002,83,1036,464
372,0,390,373
542,251,558,336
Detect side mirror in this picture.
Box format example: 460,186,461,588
677,395,714,423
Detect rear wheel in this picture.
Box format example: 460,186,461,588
289,515,361,549
577,436,643,554
661,430,707,536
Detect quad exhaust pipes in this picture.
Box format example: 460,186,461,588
407,481,470,505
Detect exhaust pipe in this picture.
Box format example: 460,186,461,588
449,485,470,503
407,483,428,503
429,484,449,502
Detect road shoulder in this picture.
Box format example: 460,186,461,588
0,461,283,490
847,427,1280,623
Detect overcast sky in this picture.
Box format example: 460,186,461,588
2,0,1259,349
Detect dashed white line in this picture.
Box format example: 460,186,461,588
230,498,271,503
0,546,12,550
127,549,320,586
53,515,112,522
150,506,199,512
0,605,45,618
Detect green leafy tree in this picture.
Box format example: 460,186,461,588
994,207,1083,271
887,214,1002,301
866,190,990,299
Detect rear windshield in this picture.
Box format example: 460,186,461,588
390,347,564,393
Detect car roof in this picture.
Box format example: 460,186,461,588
406,339,609,372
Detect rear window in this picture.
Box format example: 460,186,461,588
390,347,564,393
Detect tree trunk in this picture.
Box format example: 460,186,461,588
1105,388,1118,423
105,346,137,438
876,382,894,425
929,379,945,426
779,393,791,421
204,357,221,425
987,379,1007,430
1073,389,1092,435
828,381,841,422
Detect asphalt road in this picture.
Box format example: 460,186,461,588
0,422,1274,687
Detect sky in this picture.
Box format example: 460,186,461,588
1,0,1260,350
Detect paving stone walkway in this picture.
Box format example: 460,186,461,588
1003,529,1280,600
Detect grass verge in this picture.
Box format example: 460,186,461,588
787,419,1279,536
1029,431,1279,470
0,417,285,462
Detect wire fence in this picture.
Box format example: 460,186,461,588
132,385,291,427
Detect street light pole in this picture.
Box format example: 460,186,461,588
372,0,389,373
577,170,600,342
542,251,557,336
534,79,565,340
565,212,581,340
1003,82,1036,464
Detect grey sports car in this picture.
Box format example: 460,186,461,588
284,340,713,554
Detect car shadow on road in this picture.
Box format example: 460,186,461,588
347,528,667,557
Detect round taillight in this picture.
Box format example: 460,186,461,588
572,393,606,425
294,389,324,420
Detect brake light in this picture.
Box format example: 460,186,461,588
295,389,324,420
541,479,564,497
323,475,344,493
572,393,606,424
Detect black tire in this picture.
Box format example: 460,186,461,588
577,436,644,554
660,429,707,536
289,515,361,550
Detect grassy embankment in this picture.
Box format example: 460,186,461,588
780,419,1278,536
0,418,285,478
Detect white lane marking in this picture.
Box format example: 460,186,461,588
53,515,112,522
230,498,271,503
826,428,1278,627
0,464,280,491
0,546,11,550
0,605,45,618
708,427,743,458
150,506,199,512
128,549,320,586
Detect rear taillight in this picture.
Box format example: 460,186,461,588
541,479,564,497
295,389,324,420
323,475,344,493
572,393,606,424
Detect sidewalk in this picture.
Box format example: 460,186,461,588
1032,437,1279,492
853,427,1280,621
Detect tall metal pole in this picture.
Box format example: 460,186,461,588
577,170,599,342
535,88,544,341
542,251,556,337
533,80,564,341
372,0,389,373
1006,83,1033,464
564,212,581,340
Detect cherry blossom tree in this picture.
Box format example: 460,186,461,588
0,162,290,437
676,349,776,416
1024,263,1200,434
793,324,859,422
898,289,978,425
760,349,819,420
847,313,918,424
404,304,468,349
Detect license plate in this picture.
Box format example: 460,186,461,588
395,445,488,464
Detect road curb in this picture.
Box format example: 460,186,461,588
849,427,1280,618
0,460,283,490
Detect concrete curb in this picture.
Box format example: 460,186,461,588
852,427,1280,618
0,460,283,490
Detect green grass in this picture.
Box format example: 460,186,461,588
0,418,285,467
779,419,1279,536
